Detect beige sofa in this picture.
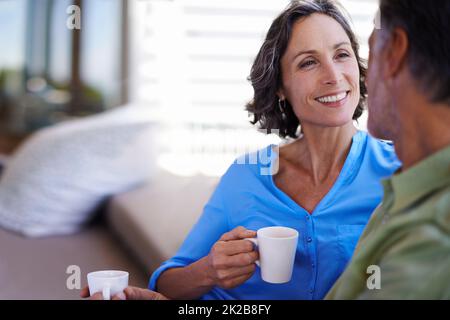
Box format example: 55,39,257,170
107,169,220,273
0,169,219,299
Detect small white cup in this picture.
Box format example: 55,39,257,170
246,226,299,284
87,270,129,300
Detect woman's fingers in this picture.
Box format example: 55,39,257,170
214,239,255,256
217,271,255,289
216,264,256,281
207,227,258,287
226,251,259,268
213,251,259,269
220,226,256,241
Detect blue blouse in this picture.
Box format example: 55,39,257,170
149,131,401,300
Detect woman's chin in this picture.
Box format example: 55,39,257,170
310,117,355,128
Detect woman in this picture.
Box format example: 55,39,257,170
148,0,400,300
83,0,400,300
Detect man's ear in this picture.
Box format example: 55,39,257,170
384,27,409,79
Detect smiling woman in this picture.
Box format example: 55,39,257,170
147,0,401,300
278,14,362,129
246,1,367,138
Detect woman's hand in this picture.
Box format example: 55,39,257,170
205,226,258,289
80,286,168,300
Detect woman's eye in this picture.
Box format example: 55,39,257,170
336,52,350,59
299,60,316,69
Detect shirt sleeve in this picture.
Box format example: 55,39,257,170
148,170,232,291
355,224,450,300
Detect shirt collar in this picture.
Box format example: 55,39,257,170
387,144,450,214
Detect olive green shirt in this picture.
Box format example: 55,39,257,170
326,144,450,299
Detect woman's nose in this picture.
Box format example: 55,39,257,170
321,61,343,85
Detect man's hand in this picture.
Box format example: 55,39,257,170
80,286,168,300
80,286,103,300
122,287,168,300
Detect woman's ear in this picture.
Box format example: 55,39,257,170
277,89,285,101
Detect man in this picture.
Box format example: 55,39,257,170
326,0,450,299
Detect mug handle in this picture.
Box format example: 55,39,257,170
244,238,260,267
102,285,111,300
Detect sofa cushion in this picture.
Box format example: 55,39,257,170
107,169,219,273
0,106,156,237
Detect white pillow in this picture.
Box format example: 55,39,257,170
0,105,157,237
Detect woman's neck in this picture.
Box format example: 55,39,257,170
283,123,357,184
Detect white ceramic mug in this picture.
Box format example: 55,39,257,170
246,226,299,284
87,270,129,300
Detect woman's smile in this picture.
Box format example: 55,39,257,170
314,90,351,108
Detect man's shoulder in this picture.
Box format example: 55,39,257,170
378,186,450,263
327,185,450,300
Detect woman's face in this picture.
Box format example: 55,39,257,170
279,13,360,128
